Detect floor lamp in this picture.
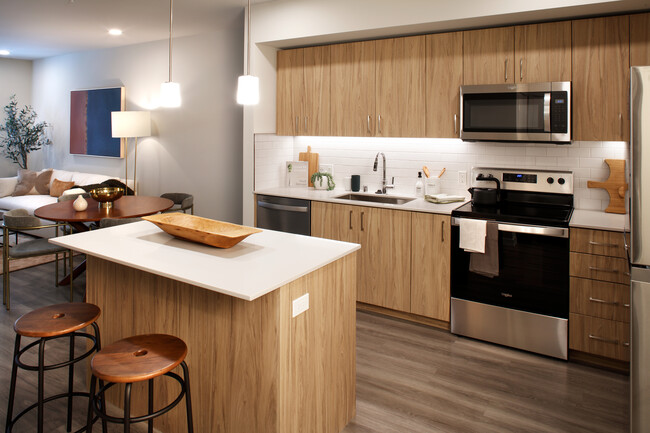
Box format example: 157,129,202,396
111,111,151,195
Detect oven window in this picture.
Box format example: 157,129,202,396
450,226,569,318
463,92,547,133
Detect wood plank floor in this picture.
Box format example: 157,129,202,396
0,262,629,432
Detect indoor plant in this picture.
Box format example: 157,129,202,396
0,95,51,169
311,171,335,190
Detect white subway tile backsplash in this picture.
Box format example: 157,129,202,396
254,134,629,211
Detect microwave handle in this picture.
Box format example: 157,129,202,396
544,93,551,133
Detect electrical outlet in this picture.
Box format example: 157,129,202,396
459,170,467,185
292,293,309,318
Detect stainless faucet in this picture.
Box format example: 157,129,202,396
372,152,394,194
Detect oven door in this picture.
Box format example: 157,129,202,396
450,218,569,319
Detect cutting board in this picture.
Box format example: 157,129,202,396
587,159,628,214
299,146,319,187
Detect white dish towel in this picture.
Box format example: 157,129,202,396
459,219,487,253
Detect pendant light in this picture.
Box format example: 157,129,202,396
237,0,259,105
161,0,181,107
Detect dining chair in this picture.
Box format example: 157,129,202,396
2,209,73,310
161,193,194,214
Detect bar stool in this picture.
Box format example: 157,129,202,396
86,333,194,432
5,302,103,433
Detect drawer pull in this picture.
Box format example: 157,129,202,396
588,241,619,248
588,334,618,345
624,342,630,347
589,296,619,306
588,266,619,273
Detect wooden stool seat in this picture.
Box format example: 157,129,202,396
91,334,187,383
14,302,101,338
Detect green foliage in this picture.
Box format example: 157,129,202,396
311,171,336,191
0,95,51,169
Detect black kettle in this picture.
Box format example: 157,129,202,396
468,174,501,206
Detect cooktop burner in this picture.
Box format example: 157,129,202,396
452,200,573,227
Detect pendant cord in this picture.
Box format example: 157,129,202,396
168,0,173,82
246,0,251,76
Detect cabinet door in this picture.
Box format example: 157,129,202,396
303,45,331,136
311,201,358,244
425,32,463,138
276,49,304,135
515,21,571,83
631,13,650,66
463,27,515,85
375,36,425,137
331,41,375,136
572,16,630,141
357,206,411,312
410,213,451,321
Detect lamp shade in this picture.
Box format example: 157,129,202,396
111,111,151,138
160,81,182,108
237,75,259,105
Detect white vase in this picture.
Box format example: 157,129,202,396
73,195,88,211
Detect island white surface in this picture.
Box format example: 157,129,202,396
50,220,360,301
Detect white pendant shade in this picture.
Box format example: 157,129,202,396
111,111,151,138
237,75,259,105
160,81,182,108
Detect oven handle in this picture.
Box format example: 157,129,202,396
451,217,568,238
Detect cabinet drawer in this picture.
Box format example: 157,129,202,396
570,252,630,285
569,313,629,361
570,277,630,322
570,228,628,258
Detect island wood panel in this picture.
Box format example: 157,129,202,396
425,31,463,138
570,227,628,258
410,213,450,321
331,41,375,136
375,36,425,137
569,252,630,285
514,21,571,83
277,48,304,135
303,45,331,136
463,26,515,85
630,12,650,66
570,277,631,322
85,253,356,433
569,313,630,361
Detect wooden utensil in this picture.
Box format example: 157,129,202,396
587,159,628,214
299,146,319,187
438,168,446,178
422,166,430,178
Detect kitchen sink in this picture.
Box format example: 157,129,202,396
334,193,415,205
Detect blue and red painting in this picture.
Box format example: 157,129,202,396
70,87,124,157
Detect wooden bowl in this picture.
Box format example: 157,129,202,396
142,213,262,248
89,187,124,208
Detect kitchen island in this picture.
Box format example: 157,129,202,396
51,220,359,433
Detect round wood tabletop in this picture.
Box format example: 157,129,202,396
34,196,174,223
14,302,101,338
91,334,187,383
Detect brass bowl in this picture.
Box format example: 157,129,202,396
89,187,124,209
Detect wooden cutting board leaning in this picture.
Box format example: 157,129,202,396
299,146,319,187
587,159,628,214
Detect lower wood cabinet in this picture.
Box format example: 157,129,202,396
311,201,450,322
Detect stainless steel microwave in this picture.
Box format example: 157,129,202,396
460,81,571,143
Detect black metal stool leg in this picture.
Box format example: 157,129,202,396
5,334,21,433
148,379,154,433
181,361,194,433
37,338,46,433
86,375,97,433
67,333,75,432
92,322,108,433
124,382,132,433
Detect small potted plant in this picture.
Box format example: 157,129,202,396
311,171,335,191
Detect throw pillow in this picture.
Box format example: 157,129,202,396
50,179,76,197
35,169,53,194
12,169,37,196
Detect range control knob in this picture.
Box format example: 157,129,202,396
558,178,566,185
547,177,554,184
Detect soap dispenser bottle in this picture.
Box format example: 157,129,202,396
415,171,424,198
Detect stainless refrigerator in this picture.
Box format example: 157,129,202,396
631,66,650,432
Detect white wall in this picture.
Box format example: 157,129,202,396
0,58,34,176
30,19,244,222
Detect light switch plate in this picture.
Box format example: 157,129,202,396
459,170,467,185
292,293,309,318
319,164,333,176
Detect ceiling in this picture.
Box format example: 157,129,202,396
0,0,270,60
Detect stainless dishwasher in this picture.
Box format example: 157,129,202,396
256,195,311,236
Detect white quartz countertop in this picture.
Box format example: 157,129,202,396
570,209,629,232
255,187,467,215
50,221,360,301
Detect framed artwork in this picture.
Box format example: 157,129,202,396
70,86,125,157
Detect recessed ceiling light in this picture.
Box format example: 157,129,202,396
0,50,10,56
108,29,123,36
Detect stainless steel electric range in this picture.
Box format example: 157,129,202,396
450,167,574,360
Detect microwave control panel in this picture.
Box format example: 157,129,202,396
551,91,568,133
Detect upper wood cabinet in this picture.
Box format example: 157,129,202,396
425,32,463,138
463,27,515,85
276,45,330,136
515,21,571,83
631,12,650,66
572,15,630,142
